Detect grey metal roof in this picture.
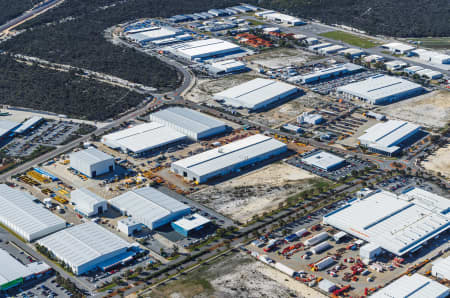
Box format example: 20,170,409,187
15,116,43,134
0,120,20,137
150,107,226,134
70,148,114,165
0,248,32,285
71,188,106,214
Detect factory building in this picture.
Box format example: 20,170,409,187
296,63,363,84
171,213,211,237
101,123,187,156
363,54,384,63
338,48,366,58
301,151,345,171
0,120,20,139
37,222,133,275
336,74,424,105
15,116,43,134
109,187,191,230
381,42,416,55
323,188,449,256
432,257,450,280
209,59,246,74
308,42,332,51
318,45,347,55
384,60,408,71
166,38,243,61
125,26,184,45
70,188,107,217
358,120,421,156
117,218,142,236
70,148,115,178
171,134,287,183
149,107,227,140
0,249,52,291
371,274,449,298
0,184,66,242
214,78,299,110
404,65,424,75
412,49,450,65
260,11,305,26
297,112,324,125
416,69,443,80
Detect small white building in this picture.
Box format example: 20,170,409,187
117,218,143,236
301,151,345,171
432,257,450,280
382,42,416,55
70,148,115,178
412,49,450,65
70,188,107,217
384,60,408,71
360,243,383,262
209,59,246,74
297,112,324,124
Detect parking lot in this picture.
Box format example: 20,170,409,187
306,69,376,95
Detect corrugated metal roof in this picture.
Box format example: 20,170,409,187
383,42,416,52
0,248,32,285
172,213,210,231
302,151,345,170
70,148,114,165
432,257,450,280
71,188,106,214
109,187,190,228
172,134,286,177
150,107,225,134
38,222,130,268
401,187,450,215
0,120,20,137
169,38,241,58
0,184,66,240
371,274,449,298
15,116,43,134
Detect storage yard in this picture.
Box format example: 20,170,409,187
247,47,320,69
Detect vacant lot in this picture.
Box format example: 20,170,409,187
406,37,450,49
319,31,379,48
150,252,312,298
422,145,450,179
189,162,319,223
375,91,450,128
247,48,320,69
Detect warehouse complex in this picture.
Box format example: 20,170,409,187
149,107,227,140
358,120,422,156
301,151,345,171
101,123,187,156
171,134,287,183
125,26,186,46
209,59,246,74
0,120,20,139
0,184,66,242
214,78,299,110
0,249,51,291
371,274,449,298
166,38,243,60
15,116,43,134
109,187,191,230
70,148,115,178
295,63,363,84
256,10,305,26
37,222,132,275
323,188,449,256
71,188,108,217
336,75,424,105
412,49,450,65
381,42,416,55
171,213,211,237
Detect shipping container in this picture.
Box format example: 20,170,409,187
304,232,328,246
295,228,308,237
273,262,296,277
315,257,335,270
310,241,332,254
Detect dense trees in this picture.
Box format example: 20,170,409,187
0,55,145,121
0,0,39,25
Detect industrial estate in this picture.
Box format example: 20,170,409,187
0,1,448,298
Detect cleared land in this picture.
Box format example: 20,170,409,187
189,162,319,223
247,48,320,69
422,145,450,179
150,252,315,298
375,91,450,128
319,31,379,48
407,37,450,49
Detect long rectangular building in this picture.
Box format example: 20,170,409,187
358,120,421,156
167,38,242,60
171,134,287,183
15,116,43,134
296,63,363,84
323,188,449,256
337,74,424,105
301,151,345,171
149,107,226,140
38,222,132,275
101,123,187,155
0,184,66,242
109,187,191,230
214,78,298,110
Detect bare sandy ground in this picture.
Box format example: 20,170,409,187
422,145,450,179
247,48,319,69
189,162,318,223
375,91,450,128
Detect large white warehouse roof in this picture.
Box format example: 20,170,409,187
323,189,449,256
0,184,66,242
38,222,131,275
149,107,226,140
337,75,424,105
15,116,43,134
214,78,298,110
109,187,191,230
126,26,183,43
371,273,449,298
70,148,113,166
302,151,345,171
432,257,450,280
71,188,107,217
168,38,242,60
0,120,20,138
102,123,187,154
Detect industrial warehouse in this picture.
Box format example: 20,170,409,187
101,122,187,156
109,187,191,230
125,26,187,46
37,222,132,275
149,107,227,140
70,188,108,217
70,148,115,178
14,116,43,134
294,63,363,84
166,38,243,61
0,184,66,242
171,213,211,237
214,78,299,110
171,134,287,183
208,59,247,74
0,120,20,139
301,151,346,171
336,75,425,105
358,120,422,156
323,188,449,256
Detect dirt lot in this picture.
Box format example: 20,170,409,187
421,145,450,179
189,162,319,223
246,48,320,69
337,114,380,148
375,91,450,128
150,252,313,298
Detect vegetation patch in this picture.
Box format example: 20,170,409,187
319,31,378,48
